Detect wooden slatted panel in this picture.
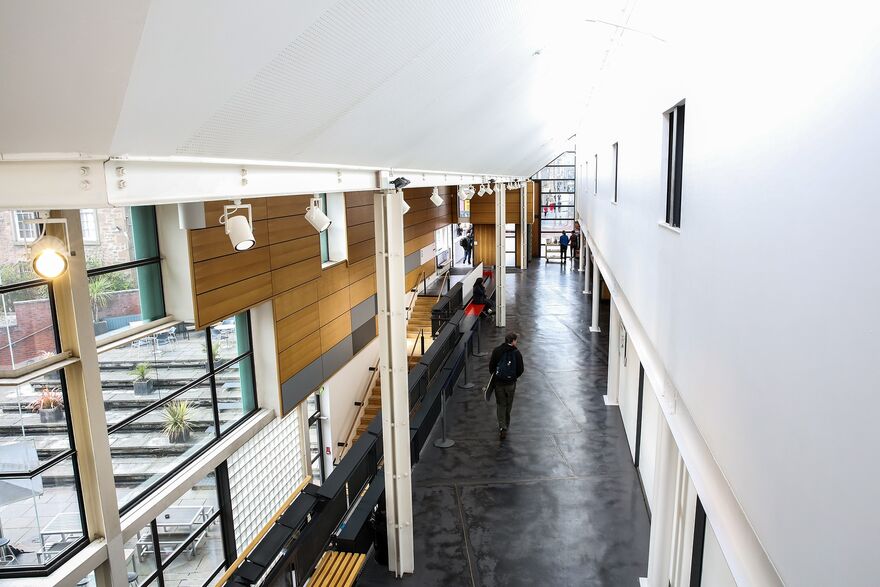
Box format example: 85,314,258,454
404,231,434,255
273,281,318,321
266,194,312,218
347,257,375,283
316,262,349,298
192,247,270,294
267,214,313,244
346,221,375,245
342,554,366,587
345,205,373,227
275,302,320,352
279,331,321,381
348,273,377,306
320,312,351,353
348,239,374,263
195,273,273,328
318,288,351,326
271,256,321,295
345,190,374,208
269,234,320,269
190,220,269,263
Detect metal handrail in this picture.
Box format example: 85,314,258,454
405,270,426,320
339,358,381,458
409,328,425,358
435,272,450,303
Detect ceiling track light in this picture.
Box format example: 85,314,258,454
459,185,475,200
477,184,488,197
220,200,256,251
25,214,70,279
305,197,332,232
430,187,443,207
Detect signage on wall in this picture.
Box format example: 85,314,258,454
419,243,436,265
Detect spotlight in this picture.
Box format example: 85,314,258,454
478,184,488,197
24,215,70,279
221,201,256,251
430,187,443,207
486,182,494,195
462,185,475,200
401,196,411,215
305,197,332,232
31,235,69,279
391,177,411,190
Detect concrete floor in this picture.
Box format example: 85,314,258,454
360,261,650,587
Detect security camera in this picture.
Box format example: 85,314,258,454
391,177,411,190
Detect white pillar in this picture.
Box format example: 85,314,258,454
583,241,592,295
589,256,601,333
604,300,621,406
374,184,414,576
646,420,678,586
578,228,586,273
495,183,507,328
519,182,527,270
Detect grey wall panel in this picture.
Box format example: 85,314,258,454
352,318,376,355
404,250,422,273
350,294,378,331
322,335,353,379
281,357,323,413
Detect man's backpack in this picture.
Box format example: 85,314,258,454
496,349,517,382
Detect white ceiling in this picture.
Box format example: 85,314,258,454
0,0,634,177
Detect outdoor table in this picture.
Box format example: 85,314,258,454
39,512,84,545
136,505,213,561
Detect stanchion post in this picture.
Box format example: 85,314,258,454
433,386,455,448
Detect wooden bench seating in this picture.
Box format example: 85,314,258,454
309,551,366,587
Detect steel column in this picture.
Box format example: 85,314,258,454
374,184,414,576
519,182,527,270
647,421,678,586
590,254,601,333
495,183,506,328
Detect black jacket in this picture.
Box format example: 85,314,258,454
489,343,524,380
473,282,487,304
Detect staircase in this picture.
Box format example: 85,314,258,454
350,296,435,440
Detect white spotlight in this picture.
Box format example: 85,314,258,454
24,215,70,279
221,201,256,251
486,183,494,195
478,184,488,197
430,187,443,207
31,235,69,279
401,198,411,214
305,197,332,232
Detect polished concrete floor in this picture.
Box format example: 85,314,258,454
361,261,650,587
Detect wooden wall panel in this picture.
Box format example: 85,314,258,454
348,239,374,263
273,281,318,321
405,232,434,255
472,224,497,267
276,303,320,352
203,198,268,228
266,194,312,218
347,257,375,283
279,331,321,382
320,312,351,352
192,247,271,294
468,191,522,224
195,273,273,327
349,274,377,306
269,235,320,270
347,221,375,245
271,256,321,295
267,214,313,244
190,220,269,263
316,262,349,298
345,191,373,208
318,288,351,326
346,205,373,227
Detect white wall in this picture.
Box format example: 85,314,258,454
577,1,880,584
618,329,641,462
325,337,380,460
639,377,660,510
155,204,194,322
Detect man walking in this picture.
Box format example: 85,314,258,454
569,230,580,266
559,231,570,264
489,332,525,440
461,227,474,265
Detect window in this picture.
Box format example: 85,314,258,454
87,206,165,339
612,143,619,203
121,471,231,587
533,152,576,259
0,368,89,575
79,209,99,244
307,393,325,484
12,210,38,242
103,312,257,512
665,102,686,227
594,154,598,195
318,193,348,266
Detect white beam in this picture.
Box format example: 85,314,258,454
519,182,527,269
374,181,414,576
495,183,506,328
590,254,601,333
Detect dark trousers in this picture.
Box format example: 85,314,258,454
560,244,568,263
495,381,516,430
464,248,472,263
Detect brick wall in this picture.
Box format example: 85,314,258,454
0,298,55,368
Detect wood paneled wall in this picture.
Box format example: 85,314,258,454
187,186,455,410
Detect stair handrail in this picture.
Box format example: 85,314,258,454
435,272,450,303
409,328,425,358
405,270,426,320
339,358,381,459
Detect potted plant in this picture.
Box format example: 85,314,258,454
29,387,64,423
89,274,114,335
130,363,154,395
163,400,193,444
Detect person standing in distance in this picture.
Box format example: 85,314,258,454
489,332,525,440
559,231,570,264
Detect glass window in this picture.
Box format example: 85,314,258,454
105,313,256,513
0,285,60,370
125,521,160,585
318,194,330,264
79,210,100,244
12,210,39,243
319,192,348,265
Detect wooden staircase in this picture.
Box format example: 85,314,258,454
351,296,435,440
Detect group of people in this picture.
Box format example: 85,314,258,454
557,230,580,265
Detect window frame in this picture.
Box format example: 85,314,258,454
109,312,259,515
11,210,39,243
612,142,619,203
79,209,100,245
664,102,686,228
